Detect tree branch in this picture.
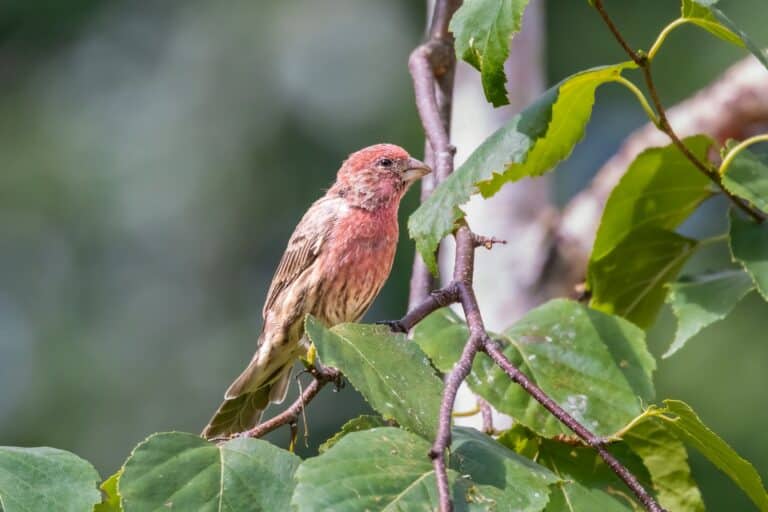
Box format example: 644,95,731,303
593,0,763,222
408,0,460,309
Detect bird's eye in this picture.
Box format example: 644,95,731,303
377,158,394,168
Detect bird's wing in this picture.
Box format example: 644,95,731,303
262,196,340,317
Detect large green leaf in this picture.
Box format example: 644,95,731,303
683,0,768,70
589,228,699,328
450,0,530,107
721,141,768,214
414,300,655,438
587,137,712,327
295,427,555,512
408,62,634,273
118,433,300,512
450,427,558,511
499,426,650,511
0,446,101,512
730,210,768,300
622,419,704,511
621,400,768,511
306,317,443,439
663,270,754,358
590,136,713,262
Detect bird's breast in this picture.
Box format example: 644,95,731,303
314,205,399,325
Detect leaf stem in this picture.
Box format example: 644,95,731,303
719,134,768,176
612,76,659,126
647,18,688,61
699,233,729,247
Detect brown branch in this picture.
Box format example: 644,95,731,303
559,55,768,291
234,366,341,441
408,0,460,309
593,0,763,223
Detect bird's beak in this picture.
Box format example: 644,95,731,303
402,157,432,183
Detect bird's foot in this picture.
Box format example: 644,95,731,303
375,319,408,333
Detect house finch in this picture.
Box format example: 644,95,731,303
202,144,430,439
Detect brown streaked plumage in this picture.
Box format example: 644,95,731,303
202,144,430,439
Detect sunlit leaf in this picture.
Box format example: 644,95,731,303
663,270,753,358
730,210,768,300
94,470,123,512
621,400,768,511
721,141,768,214
450,0,531,106
414,300,655,438
623,419,704,511
119,433,300,512
682,0,768,69
408,62,635,273
306,317,443,439
0,446,101,512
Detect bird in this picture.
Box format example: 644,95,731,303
202,144,431,440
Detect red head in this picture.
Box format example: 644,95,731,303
331,144,431,210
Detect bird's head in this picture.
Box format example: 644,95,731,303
333,144,431,210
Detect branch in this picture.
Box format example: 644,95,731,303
559,55,768,279
408,0,460,309
234,366,341,441
593,0,763,223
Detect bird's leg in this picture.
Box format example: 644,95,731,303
288,422,298,453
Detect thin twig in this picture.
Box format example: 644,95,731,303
478,398,494,435
592,0,763,222
238,366,340,440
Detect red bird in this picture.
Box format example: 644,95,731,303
203,144,431,439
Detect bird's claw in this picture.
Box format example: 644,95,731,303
375,319,407,333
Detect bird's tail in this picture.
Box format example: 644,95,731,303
201,343,295,440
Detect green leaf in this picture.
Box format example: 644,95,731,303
499,427,651,511
589,228,699,328
414,300,655,438
683,0,768,70
293,428,453,511
119,433,300,512
590,136,713,262
663,270,754,358
587,137,713,327
408,62,635,274
624,400,768,511
0,446,101,512
318,415,388,454
730,210,768,300
306,317,443,439
622,420,704,512
721,141,768,214
450,0,530,106
94,470,122,512
450,427,558,511
681,0,744,47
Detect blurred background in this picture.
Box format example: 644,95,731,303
0,0,765,509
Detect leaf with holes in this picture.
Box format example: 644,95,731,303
450,0,531,106
408,62,635,274
306,316,443,439
118,433,300,512
414,300,655,438
663,270,753,358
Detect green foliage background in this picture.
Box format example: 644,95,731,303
0,0,766,510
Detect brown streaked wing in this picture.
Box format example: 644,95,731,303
262,196,339,317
